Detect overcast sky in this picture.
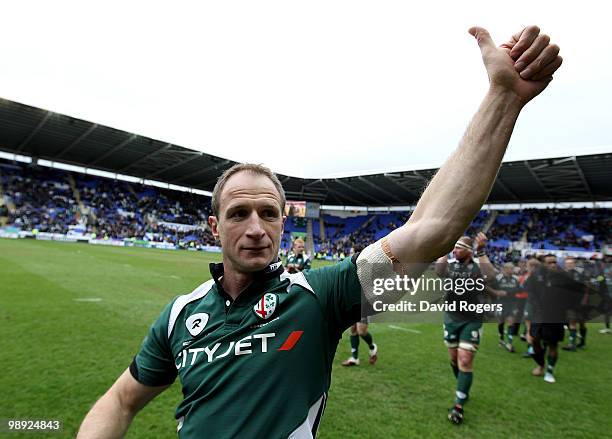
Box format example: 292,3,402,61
0,1,610,179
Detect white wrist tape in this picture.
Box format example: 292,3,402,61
356,237,407,305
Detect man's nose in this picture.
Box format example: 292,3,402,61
245,212,266,238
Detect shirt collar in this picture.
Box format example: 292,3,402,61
209,259,285,301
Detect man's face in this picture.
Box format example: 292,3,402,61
453,247,470,262
503,264,514,276
208,172,285,273
293,241,305,255
564,258,576,271
544,256,558,271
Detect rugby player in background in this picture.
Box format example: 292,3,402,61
525,254,583,383
598,256,612,334
520,258,541,358
562,257,589,351
341,318,378,366
285,237,312,273
494,262,521,352
435,233,503,424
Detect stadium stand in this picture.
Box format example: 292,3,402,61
1,157,610,260
1,99,611,207
0,158,215,248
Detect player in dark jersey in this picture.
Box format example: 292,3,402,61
77,25,563,437
524,254,583,383
435,233,501,424
494,262,521,352
561,257,589,351
599,256,612,334
520,258,541,358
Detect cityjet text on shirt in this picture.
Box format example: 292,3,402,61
176,333,275,370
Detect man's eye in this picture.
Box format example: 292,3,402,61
230,210,247,219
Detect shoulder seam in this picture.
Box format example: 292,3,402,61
167,279,215,339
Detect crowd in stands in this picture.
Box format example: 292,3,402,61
2,163,78,234
1,158,610,259
487,208,610,252
0,159,216,248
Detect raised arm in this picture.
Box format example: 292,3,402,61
77,368,170,439
386,26,562,264
435,254,449,277
473,232,497,281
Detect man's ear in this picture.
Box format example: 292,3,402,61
208,216,220,239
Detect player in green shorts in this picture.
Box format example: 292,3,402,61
494,262,521,352
77,25,563,437
436,233,503,425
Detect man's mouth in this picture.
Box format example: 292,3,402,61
243,246,268,251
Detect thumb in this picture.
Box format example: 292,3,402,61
468,26,496,55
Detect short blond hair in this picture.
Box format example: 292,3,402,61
211,163,286,217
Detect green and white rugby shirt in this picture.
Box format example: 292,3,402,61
286,252,312,272
441,258,486,323
131,257,362,438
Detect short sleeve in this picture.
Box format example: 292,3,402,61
304,257,362,335
131,301,178,387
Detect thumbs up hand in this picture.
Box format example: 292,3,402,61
469,26,562,105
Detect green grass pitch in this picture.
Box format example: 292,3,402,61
1,239,611,438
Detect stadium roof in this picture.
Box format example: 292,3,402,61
1,98,611,206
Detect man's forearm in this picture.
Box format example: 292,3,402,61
389,88,523,262
78,368,169,438
77,391,134,439
476,253,497,281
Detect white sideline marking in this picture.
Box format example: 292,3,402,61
74,298,102,302
388,325,421,334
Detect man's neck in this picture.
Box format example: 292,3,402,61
221,268,253,301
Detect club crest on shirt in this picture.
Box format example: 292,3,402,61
253,293,277,320
186,313,209,337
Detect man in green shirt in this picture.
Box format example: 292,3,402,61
78,25,562,437
495,262,521,352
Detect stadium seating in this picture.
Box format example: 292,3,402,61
1,158,610,260
0,159,215,247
